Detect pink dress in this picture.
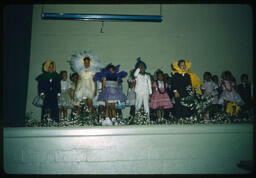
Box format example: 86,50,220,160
149,81,173,109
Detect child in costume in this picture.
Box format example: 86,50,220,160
149,69,173,122
201,72,219,104
92,80,105,118
115,81,126,118
37,60,61,123
171,59,202,119
58,70,72,121
237,74,253,114
134,57,152,117
94,63,127,126
126,69,136,119
218,71,243,105
70,51,103,113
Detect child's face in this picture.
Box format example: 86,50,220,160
109,67,115,73
73,75,78,82
48,63,54,73
204,74,210,81
84,59,90,68
178,62,186,72
213,77,218,83
242,76,248,83
139,64,145,72
157,73,163,81
62,73,67,80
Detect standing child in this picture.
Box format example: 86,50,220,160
218,71,243,105
126,70,136,119
134,57,152,118
37,60,61,124
237,74,252,115
70,51,103,113
149,69,173,122
201,72,219,104
171,59,202,119
94,63,127,125
58,70,72,121
115,80,126,118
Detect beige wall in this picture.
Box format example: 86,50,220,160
26,4,253,120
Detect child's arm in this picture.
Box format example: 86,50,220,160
147,75,152,95
102,77,106,91
134,68,140,78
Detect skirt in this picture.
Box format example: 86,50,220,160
149,91,173,109
98,86,127,103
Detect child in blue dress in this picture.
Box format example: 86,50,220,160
94,63,127,125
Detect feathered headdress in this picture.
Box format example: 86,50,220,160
135,57,147,69
93,63,127,84
69,50,103,74
171,60,202,95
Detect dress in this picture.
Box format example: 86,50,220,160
74,68,95,101
115,84,126,109
98,77,127,103
218,80,243,105
58,80,72,108
201,81,219,104
149,81,173,109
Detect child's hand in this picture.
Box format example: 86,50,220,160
174,92,180,98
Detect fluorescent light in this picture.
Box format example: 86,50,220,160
41,13,162,22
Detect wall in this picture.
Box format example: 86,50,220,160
26,4,253,121
4,124,253,174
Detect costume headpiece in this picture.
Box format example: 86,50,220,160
93,63,127,84
43,60,56,72
70,50,103,74
135,57,147,69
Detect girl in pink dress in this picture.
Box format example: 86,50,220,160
149,69,173,121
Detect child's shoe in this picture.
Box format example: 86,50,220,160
102,117,113,126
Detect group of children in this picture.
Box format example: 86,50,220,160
36,54,253,126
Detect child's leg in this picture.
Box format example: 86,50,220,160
105,101,110,118
111,103,116,118
135,94,143,112
130,105,135,117
59,107,63,119
63,107,67,119
143,94,150,115
86,98,93,112
161,108,165,119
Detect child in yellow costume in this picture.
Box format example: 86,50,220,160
171,59,202,119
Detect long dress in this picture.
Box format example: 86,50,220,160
74,68,95,101
149,81,173,109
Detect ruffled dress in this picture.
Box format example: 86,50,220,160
218,80,243,105
149,81,173,109
74,68,95,101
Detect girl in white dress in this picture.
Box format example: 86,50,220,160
70,51,103,113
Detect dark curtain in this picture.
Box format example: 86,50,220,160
3,5,33,127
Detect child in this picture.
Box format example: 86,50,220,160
70,51,103,113
201,72,219,104
134,57,152,118
149,69,173,122
69,72,80,117
171,59,202,119
94,63,127,125
126,69,136,119
237,74,252,114
212,75,221,98
37,60,61,124
58,71,72,121
92,80,105,119
218,71,243,106
115,80,126,118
